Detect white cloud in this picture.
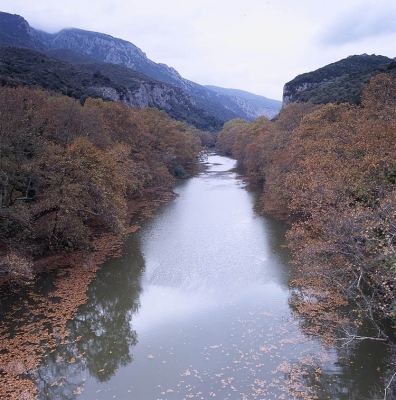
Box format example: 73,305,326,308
319,3,396,46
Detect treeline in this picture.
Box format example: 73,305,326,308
217,74,396,338
0,86,214,284
0,46,225,132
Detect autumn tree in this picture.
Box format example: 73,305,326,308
284,80,396,341
0,87,49,281
216,118,250,156
215,75,396,353
0,86,206,285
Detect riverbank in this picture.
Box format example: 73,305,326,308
1,154,393,399
0,186,177,399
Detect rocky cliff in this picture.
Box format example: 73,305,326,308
91,81,202,118
33,25,284,120
35,28,175,83
34,27,244,121
0,45,223,131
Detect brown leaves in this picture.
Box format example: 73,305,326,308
215,74,396,352
0,84,204,264
0,253,33,285
0,184,176,399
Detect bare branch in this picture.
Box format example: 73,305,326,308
384,371,396,400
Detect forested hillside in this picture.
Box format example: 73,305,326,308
0,86,213,285
217,74,396,344
0,46,224,131
283,54,396,105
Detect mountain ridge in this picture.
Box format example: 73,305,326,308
205,85,282,120
0,45,225,130
283,54,396,106
34,26,264,121
30,21,280,121
0,11,282,122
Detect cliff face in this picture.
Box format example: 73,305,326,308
35,28,164,78
0,45,222,130
205,86,282,119
282,82,315,107
34,27,242,121
92,82,193,110
35,28,202,92
232,97,280,120
35,27,284,120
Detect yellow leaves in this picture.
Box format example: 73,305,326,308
0,227,131,398
73,386,84,394
0,83,200,396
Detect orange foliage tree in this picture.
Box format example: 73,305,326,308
0,87,206,284
216,75,396,345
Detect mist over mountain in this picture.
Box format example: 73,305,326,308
0,12,46,51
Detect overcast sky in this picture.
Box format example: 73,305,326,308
1,0,396,100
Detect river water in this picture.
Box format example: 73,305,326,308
2,154,391,399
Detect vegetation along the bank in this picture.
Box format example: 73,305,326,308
1,64,396,397
0,86,215,285
217,73,396,354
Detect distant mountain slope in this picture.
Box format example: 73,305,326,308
0,12,46,51
34,27,244,122
205,85,281,119
0,10,285,124
0,46,224,130
0,46,112,97
35,28,174,83
283,54,395,106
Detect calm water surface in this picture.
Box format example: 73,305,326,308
29,155,389,399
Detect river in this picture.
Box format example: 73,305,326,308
1,154,391,399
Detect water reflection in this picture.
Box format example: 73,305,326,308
133,156,291,331
34,234,144,398
141,156,289,290
14,154,391,399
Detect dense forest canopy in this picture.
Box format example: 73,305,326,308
0,86,214,284
283,54,396,106
216,74,396,345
